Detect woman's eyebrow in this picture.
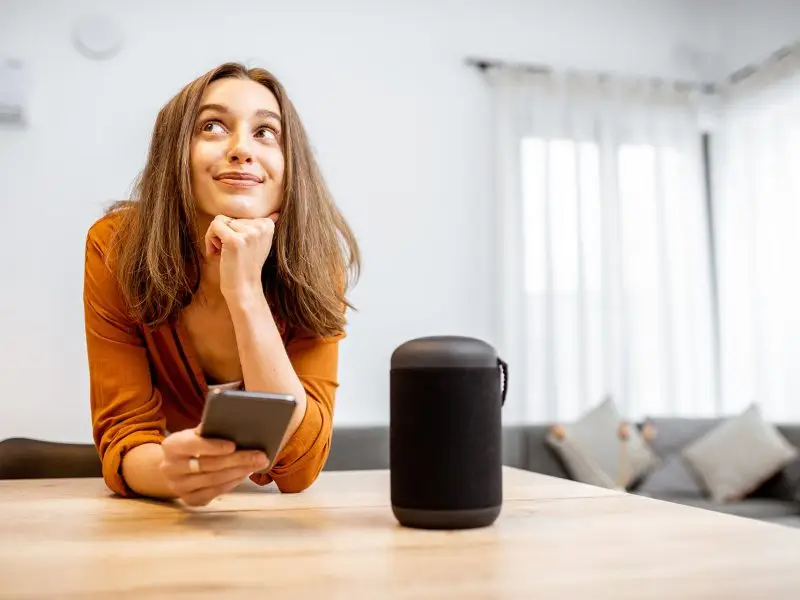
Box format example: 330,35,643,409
254,108,282,123
197,103,281,123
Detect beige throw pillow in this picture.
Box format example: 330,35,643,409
681,405,798,503
546,397,659,489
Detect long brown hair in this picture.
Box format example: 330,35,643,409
109,63,360,337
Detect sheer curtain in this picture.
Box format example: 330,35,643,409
712,53,800,423
490,69,717,423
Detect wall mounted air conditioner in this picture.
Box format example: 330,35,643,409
0,58,28,126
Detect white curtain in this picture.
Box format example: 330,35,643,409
490,69,718,423
712,53,800,423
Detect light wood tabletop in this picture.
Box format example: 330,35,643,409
1,467,798,599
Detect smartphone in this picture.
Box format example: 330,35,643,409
198,389,297,463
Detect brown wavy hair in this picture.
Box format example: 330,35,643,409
109,62,360,337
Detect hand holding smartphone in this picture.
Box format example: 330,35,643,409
198,389,298,468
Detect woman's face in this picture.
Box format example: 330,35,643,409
190,77,285,221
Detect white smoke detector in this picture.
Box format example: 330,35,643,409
72,14,124,61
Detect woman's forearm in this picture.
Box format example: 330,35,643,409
226,291,308,450
121,443,177,499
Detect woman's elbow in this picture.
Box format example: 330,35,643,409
274,449,330,493
275,466,322,493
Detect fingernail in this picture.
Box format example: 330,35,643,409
253,453,269,467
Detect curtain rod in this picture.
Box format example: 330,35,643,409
468,40,800,95
721,40,800,87
465,56,716,94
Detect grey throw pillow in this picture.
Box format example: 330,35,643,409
546,397,659,489
634,417,719,498
544,434,616,489
681,404,799,503
643,417,720,458
636,454,706,498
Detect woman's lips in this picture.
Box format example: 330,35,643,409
216,178,261,188
214,171,264,188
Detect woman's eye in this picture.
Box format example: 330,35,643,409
201,121,225,135
255,126,279,141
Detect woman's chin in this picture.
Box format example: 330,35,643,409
213,196,272,220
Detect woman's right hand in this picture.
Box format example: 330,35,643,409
159,428,269,507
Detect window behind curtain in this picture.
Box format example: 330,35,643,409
519,136,713,421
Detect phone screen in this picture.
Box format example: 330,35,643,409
199,390,297,460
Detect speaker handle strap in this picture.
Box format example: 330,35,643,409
498,358,508,406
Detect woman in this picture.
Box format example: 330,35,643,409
84,62,359,506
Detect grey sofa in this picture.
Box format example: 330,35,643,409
325,421,800,527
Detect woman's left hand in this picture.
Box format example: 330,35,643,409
205,213,279,300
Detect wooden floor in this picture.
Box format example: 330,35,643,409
1,468,799,599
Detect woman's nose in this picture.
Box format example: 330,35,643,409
226,132,253,164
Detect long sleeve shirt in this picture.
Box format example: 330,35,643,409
83,212,341,497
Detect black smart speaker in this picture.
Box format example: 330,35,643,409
390,336,508,529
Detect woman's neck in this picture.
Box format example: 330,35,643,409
196,260,226,308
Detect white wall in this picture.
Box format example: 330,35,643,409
0,0,766,442
708,0,800,79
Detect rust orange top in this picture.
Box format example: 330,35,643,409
83,212,342,497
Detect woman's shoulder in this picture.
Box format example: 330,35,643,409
85,204,132,257
84,205,137,323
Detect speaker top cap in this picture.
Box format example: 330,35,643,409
391,336,498,370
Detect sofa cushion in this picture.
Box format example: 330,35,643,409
546,397,659,489
766,516,800,528
642,417,720,457
658,496,800,521
635,454,706,498
325,425,572,475
750,458,800,501
520,425,571,479
776,425,800,450
681,405,799,502
755,425,800,500
640,418,800,502
325,427,390,471
635,417,720,497
546,433,617,488
763,425,800,502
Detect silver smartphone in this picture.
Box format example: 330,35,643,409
198,389,297,462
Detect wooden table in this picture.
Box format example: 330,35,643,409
1,467,799,599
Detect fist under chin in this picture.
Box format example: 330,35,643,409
209,197,277,221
